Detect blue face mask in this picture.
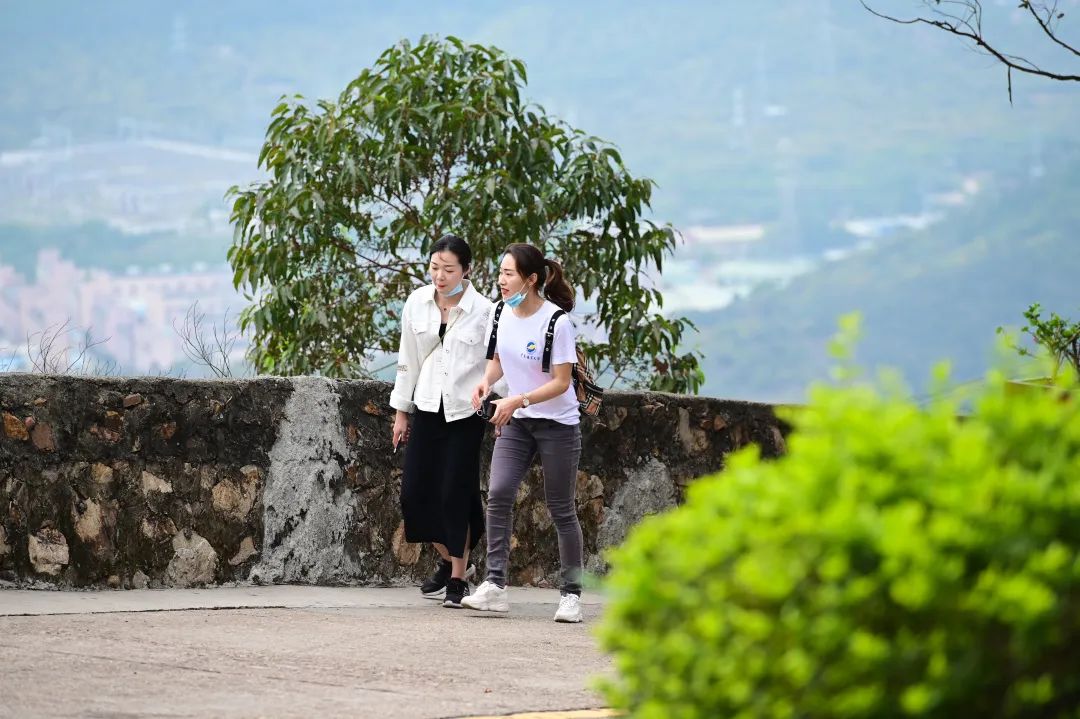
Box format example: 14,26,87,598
504,287,528,308
438,281,464,298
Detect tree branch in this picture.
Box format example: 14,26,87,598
862,0,1080,91
173,301,244,378
64,326,110,374
1023,1,1080,59
25,319,114,376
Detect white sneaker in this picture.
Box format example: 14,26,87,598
461,580,510,613
554,593,583,623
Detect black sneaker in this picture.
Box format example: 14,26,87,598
443,578,470,608
421,560,476,599
421,559,452,599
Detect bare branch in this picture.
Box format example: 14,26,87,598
862,0,1080,94
311,227,427,285
24,320,116,376
365,358,398,376
27,319,70,374
64,326,110,374
1023,0,1080,58
80,355,119,378
173,301,246,378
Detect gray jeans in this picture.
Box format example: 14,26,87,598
484,417,584,594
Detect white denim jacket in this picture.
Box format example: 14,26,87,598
389,281,495,422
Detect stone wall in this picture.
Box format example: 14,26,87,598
0,374,787,589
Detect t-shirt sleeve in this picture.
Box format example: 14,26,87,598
551,314,577,366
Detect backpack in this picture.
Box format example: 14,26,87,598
485,301,604,417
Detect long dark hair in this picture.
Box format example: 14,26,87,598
430,233,472,273
504,243,574,312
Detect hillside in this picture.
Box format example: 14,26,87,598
687,148,1080,403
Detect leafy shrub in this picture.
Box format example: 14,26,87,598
1016,304,1080,379
598,368,1080,718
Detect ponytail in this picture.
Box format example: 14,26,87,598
503,242,576,312
543,258,575,312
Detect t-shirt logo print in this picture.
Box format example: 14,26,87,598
521,339,540,362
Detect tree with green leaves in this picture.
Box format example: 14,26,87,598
999,303,1080,380
227,35,702,392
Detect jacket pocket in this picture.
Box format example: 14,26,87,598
452,330,483,347
411,320,437,338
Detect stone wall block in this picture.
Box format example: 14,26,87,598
89,423,123,444
391,521,420,566
141,470,173,496
0,524,10,559
30,421,56,452
575,471,604,504
140,515,178,542
529,501,554,532
606,405,629,431
90,463,114,488
211,467,258,522
71,497,116,558
28,527,69,575
677,407,711,454
229,536,258,566
164,529,218,587
596,458,678,556
3,412,28,441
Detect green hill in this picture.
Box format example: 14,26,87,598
687,148,1080,403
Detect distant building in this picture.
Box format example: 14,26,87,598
683,223,766,247
0,250,247,375
838,213,944,240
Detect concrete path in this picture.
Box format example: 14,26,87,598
0,586,612,719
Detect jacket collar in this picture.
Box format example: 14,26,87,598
426,280,482,313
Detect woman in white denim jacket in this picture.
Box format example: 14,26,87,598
389,234,495,608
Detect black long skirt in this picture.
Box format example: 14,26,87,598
400,405,486,558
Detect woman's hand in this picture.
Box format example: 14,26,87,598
392,411,411,451
489,395,522,430
471,381,491,410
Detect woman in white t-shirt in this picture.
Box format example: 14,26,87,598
463,243,585,623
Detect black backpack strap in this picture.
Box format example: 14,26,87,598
485,301,505,360
542,310,566,373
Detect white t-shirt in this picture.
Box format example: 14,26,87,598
494,300,580,425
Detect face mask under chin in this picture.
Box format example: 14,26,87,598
505,286,529,308
437,281,465,298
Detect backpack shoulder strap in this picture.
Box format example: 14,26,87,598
542,309,567,374
485,301,505,360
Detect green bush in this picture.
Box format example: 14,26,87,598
598,368,1080,718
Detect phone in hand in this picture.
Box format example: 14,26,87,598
478,394,500,421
